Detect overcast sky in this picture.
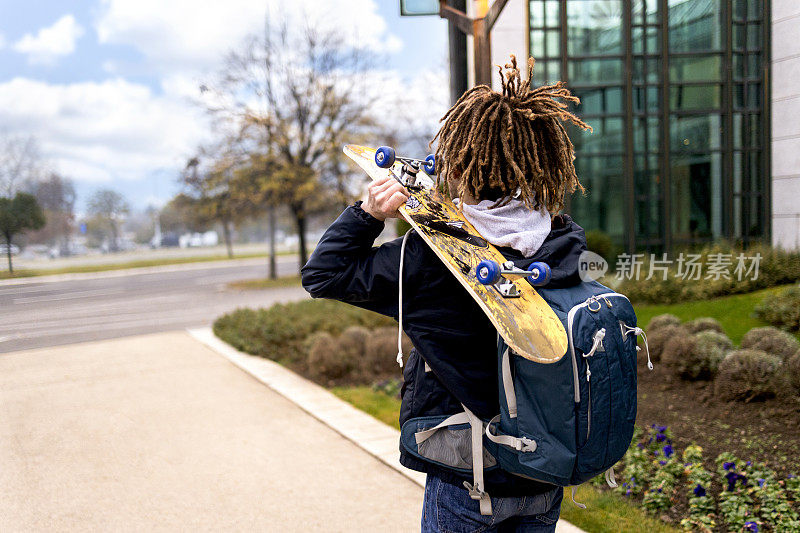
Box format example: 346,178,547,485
0,0,449,211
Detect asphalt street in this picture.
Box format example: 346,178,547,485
0,257,308,353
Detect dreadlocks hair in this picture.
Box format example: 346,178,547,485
431,55,592,213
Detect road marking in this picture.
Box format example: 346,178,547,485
13,287,125,304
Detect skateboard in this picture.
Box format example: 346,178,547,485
343,144,568,364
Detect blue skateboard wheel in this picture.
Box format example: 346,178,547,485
423,154,436,175
375,146,396,168
476,260,502,285
526,262,551,287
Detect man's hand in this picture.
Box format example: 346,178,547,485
362,175,409,222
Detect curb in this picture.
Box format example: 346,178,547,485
0,256,288,287
189,327,586,533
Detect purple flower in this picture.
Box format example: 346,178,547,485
789,474,796,479
693,484,706,497
657,425,667,433
656,433,667,442
663,444,674,458
723,461,736,471
744,521,759,532
726,471,739,491
625,488,632,496
746,461,752,467
659,460,667,466
637,443,645,449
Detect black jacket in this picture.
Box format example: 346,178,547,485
301,201,587,496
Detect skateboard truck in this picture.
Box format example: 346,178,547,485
476,260,552,298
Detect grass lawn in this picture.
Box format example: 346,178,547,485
0,252,271,280
636,284,795,344
330,386,678,533
226,275,302,290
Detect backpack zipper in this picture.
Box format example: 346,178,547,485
566,292,631,437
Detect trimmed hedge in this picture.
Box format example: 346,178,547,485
755,285,800,332
213,299,394,365
616,243,800,304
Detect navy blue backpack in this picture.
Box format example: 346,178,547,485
400,280,649,515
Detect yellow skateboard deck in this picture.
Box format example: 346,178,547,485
344,144,568,363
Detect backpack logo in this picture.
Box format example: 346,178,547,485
578,251,608,281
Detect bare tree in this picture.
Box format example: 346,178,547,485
87,189,130,252
0,134,44,198
201,16,380,271
25,173,76,250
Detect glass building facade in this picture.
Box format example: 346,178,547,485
528,0,770,251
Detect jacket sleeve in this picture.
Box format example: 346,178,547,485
300,201,412,319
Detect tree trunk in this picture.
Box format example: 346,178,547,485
294,210,308,271
268,204,277,279
222,220,234,258
5,234,13,274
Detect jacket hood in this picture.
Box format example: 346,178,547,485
458,198,551,257
495,213,588,288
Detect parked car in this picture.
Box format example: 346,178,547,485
0,244,20,256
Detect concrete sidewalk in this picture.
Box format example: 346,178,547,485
0,332,423,531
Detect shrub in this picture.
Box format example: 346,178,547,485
363,327,412,379
754,285,800,332
616,243,800,304
661,335,697,376
306,331,357,384
213,299,394,364
688,331,734,380
740,326,800,360
662,330,731,380
684,317,724,335
338,326,370,359
787,350,800,394
585,230,619,264
646,313,682,332
647,324,686,363
715,349,782,402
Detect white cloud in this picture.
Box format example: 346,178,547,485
94,0,403,74
0,77,209,183
13,14,84,64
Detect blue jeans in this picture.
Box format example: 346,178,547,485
421,475,563,533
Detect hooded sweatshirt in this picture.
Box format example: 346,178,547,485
301,202,587,496
458,197,551,257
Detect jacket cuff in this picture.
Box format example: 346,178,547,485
351,200,386,226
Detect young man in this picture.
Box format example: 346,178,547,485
301,57,591,532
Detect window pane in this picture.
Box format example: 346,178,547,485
545,0,560,26
732,23,746,50
747,23,761,49
669,55,722,82
566,0,623,56
670,151,723,239
633,116,660,153
546,29,560,54
670,114,722,152
748,83,761,108
530,1,545,27
633,0,660,24
669,84,721,110
633,57,661,83
747,53,760,79
668,0,723,52
568,58,623,84
749,114,761,147
569,117,624,153
748,0,762,20
532,59,562,85
633,86,660,113
570,155,626,242
572,86,623,115
531,30,545,58
733,113,743,149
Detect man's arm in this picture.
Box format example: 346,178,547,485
300,175,410,317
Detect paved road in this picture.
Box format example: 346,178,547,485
0,332,423,531
0,258,308,353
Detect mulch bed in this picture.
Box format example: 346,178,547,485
631,360,800,528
